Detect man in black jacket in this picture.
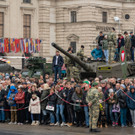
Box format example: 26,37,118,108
130,32,135,61
52,51,64,83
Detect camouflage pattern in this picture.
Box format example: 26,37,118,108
65,54,81,82
86,87,100,129
72,66,80,82
107,32,117,63
65,56,74,80
77,49,84,61
124,35,131,61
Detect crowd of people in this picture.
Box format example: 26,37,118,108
0,72,135,132
92,29,135,63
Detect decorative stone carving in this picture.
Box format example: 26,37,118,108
67,34,79,41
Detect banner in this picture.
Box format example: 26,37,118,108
0,38,41,53
120,46,127,79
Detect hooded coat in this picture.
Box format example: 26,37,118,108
7,86,18,106
126,86,135,110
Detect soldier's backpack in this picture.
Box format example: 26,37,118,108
107,32,113,42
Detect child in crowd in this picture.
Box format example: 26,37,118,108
29,94,41,126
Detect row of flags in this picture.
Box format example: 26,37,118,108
0,38,41,53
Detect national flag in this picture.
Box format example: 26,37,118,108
20,38,25,53
0,39,2,53
24,38,29,53
15,39,20,53
1,38,4,53
28,39,32,53
8,38,11,52
4,38,9,53
32,39,35,53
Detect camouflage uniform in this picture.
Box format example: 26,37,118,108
125,35,131,61
72,66,80,82
65,56,75,80
77,49,84,61
107,32,117,63
86,87,100,130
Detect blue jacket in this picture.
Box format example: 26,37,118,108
126,90,135,110
91,48,103,60
7,86,18,106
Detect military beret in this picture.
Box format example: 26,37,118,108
92,82,98,87
83,81,90,85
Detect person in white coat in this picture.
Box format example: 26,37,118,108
29,94,41,126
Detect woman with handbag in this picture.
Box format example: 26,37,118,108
40,83,50,124
46,86,57,126
72,85,83,127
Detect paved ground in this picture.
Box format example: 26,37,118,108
0,124,135,135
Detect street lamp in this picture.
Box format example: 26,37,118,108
114,17,120,33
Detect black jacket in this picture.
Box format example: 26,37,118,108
65,88,74,103
52,55,64,67
83,90,88,105
0,89,5,102
131,35,135,47
56,90,66,105
47,94,57,106
98,35,104,46
41,89,50,110
117,90,127,108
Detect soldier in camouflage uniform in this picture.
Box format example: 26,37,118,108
124,31,131,61
65,49,75,81
107,28,117,63
77,45,85,61
86,82,100,133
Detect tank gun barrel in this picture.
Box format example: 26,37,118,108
51,43,93,72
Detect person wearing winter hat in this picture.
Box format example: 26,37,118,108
117,84,127,127
7,86,18,125
126,86,135,128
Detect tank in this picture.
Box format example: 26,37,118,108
0,60,15,73
21,57,52,79
52,43,135,79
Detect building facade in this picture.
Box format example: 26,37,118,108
39,0,135,59
0,0,135,69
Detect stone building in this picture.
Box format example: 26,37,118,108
0,0,135,69
39,0,135,60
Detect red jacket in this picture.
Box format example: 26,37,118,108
15,91,25,104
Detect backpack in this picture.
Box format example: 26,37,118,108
8,93,16,106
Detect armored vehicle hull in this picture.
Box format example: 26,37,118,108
52,43,135,79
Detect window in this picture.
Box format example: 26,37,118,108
0,12,4,37
23,14,31,38
71,11,77,23
23,0,31,3
70,42,76,53
102,12,107,23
